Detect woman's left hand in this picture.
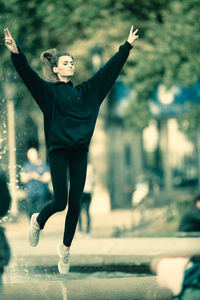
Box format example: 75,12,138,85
127,25,139,46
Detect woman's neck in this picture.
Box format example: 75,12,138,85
57,74,71,83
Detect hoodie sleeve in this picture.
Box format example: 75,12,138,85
80,41,132,105
11,49,46,112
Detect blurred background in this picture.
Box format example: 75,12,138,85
0,0,200,238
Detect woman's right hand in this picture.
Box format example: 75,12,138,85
4,28,19,54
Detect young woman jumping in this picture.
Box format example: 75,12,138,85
4,26,139,274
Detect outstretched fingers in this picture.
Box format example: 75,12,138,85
4,28,12,38
129,25,134,35
127,25,139,45
3,27,18,53
4,28,14,46
129,25,139,39
4,28,9,37
132,28,139,40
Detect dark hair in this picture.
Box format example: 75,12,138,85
0,169,11,217
40,49,74,82
190,254,200,263
193,194,200,205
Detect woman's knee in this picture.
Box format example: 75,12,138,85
57,204,66,212
52,199,67,212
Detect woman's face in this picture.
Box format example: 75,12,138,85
53,55,75,80
27,148,38,163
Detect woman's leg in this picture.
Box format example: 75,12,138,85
27,196,35,219
78,194,84,232
85,193,92,233
37,149,68,229
63,151,88,247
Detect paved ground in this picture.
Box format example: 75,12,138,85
3,210,200,268
2,210,199,300
2,277,173,300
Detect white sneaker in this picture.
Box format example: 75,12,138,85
28,213,40,247
57,243,70,275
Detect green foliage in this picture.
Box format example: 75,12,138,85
177,103,200,134
124,96,151,130
124,0,200,131
0,0,199,132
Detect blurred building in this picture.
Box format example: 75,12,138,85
147,81,200,191
90,77,143,212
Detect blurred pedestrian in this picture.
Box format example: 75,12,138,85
4,25,139,274
151,253,200,299
0,168,11,294
178,195,200,233
78,162,95,234
20,148,51,219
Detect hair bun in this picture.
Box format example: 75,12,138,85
43,53,52,61
40,48,57,62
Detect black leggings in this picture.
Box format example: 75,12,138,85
37,148,88,247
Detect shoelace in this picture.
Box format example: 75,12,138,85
32,225,40,239
61,252,70,264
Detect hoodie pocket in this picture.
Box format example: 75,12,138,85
50,116,92,147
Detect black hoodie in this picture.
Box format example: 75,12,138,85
11,41,132,154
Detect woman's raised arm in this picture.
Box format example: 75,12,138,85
81,25,139,105
4,28,46,112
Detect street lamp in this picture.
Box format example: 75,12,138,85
90,44,103,73
150,84,178,192
89,44,111,214
4,76,18,217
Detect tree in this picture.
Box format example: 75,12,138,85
0,0,199,147
125,0,200,131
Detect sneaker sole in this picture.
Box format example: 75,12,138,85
58,260,70,275
28,214,39,247
57,244,70,275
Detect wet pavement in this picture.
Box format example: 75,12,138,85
2,277,173,300
1,210,199,299
3,264,150,283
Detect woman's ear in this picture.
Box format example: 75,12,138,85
53,66,58,74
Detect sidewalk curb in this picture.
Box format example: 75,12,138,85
2,277,173,300
10,254,153,272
